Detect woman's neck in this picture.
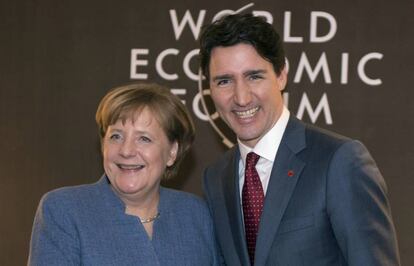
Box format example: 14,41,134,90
123,191,160,219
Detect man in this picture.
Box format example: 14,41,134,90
200,13,400,266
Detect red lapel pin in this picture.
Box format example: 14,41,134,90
287,170,294,177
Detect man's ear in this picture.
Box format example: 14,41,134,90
277,67,288,92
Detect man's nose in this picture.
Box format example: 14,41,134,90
233,81,252,106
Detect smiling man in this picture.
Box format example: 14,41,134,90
200,13,400,266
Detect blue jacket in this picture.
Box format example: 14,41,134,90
203,116,400,266
29,175,219,265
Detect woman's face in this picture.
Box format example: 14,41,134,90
102,107,178,201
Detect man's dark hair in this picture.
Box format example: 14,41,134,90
199,13,286,79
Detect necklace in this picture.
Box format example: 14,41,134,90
139,212,160,224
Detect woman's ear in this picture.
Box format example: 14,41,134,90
167,141,179,167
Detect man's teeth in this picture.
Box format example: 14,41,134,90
235,107,259,118
118,164,144,170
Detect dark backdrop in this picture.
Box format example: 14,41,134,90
1,0,413,265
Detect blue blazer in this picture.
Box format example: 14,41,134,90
29,175,219,265
203,116,400,266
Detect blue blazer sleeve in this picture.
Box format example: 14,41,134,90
327,140,400,265
28,192,80,266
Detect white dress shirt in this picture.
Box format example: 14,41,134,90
238,106,290,199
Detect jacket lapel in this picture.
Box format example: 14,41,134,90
255,117,307,265
222,148,251,266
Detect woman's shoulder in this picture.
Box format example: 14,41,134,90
160,187,205,203
39,178,104,211
45,181,98,199
160,187,208,213
159,188,214,234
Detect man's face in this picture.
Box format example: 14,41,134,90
209,43,287,148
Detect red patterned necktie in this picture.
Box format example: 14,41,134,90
242,152,264,265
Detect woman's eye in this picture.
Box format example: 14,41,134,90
140,136,152,143
109,133,122,141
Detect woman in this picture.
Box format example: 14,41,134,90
28,82,219,265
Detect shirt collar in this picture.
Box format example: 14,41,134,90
238,106,290,166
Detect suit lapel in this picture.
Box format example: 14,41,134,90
255,117,307,265
222,148,251,266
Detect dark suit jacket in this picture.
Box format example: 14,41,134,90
203,116,400,266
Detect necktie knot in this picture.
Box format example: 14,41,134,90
246,152,260,170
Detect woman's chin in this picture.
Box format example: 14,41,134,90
114,179,144,195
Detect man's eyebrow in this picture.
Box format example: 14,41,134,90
212,74,233,82
243,69,267,76
211,69,267,82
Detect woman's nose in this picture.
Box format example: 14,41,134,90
119,139,136,157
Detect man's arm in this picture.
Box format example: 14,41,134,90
202,168,226,266
327,140,400,265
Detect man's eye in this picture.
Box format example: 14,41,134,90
217,79,230,86
249,74,263,80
